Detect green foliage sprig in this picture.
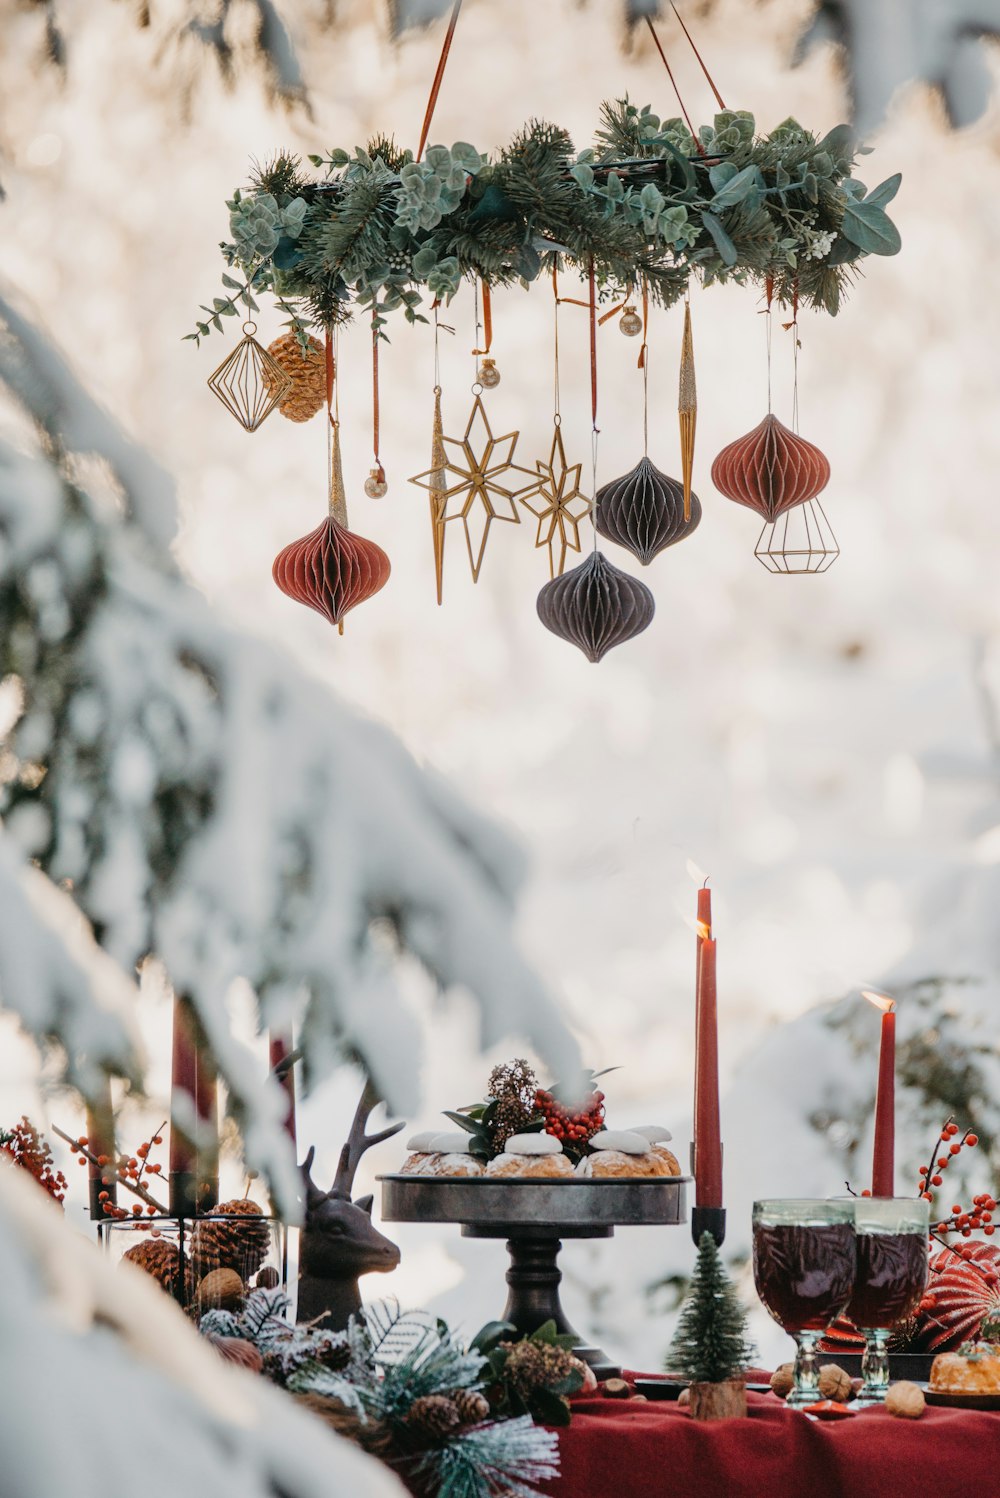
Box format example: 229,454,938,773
472,1318,587,1427
190,100,901,343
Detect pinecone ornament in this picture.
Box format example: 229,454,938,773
406,1394,462,1439
264,333,327,423
122,1238,193,1300
451,1388,490,1425
190,1199,271,1281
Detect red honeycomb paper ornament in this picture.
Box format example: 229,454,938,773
273,517,390,632
595,456,701,566
910,1243,1000,1352
711,414,830,522
536,549,654,663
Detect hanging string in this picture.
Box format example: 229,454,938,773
667,2,727,110
772,272,778,416
433,302,442,391
416,0,463,161
325,327,335,496
552,267,562,424
472,280,493,357
589,258,600,552
644,15,698,143
791,281,800,435
473,279,482,383
371,311,384,484
639,277,650,456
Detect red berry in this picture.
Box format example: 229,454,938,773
919,1166,928,1176
947,1123,960,1137
986,1225,996,1236
932,1175,943,1187
950,1143,962,1156
861,1189,872,1198
920,1191,933,1202
938,1158,949,1169
965,1133,979,1147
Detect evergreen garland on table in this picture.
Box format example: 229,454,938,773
668,1232,754,1385
189,99,901,345
198,1293,561,1498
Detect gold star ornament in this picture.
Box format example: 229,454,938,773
410,392,541,586
521,422,593,579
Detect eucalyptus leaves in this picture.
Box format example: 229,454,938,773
189,99,901,345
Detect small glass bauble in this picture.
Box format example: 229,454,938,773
479,358,501,389
364,468,389,499
619,306,642,337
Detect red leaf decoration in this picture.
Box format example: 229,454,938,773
711,414,830,522
273,516,390,629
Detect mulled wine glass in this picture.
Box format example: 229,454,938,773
848,1196,929,1405
752,1199,856,1408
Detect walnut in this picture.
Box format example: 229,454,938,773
885,1381,925,1419
678,1387,691,1407
818,1364,853,1402
196,1267,245,1312
769,1363,794,1398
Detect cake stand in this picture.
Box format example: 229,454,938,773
379,1173,690,1379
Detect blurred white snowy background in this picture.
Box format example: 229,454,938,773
2,0,1000,1383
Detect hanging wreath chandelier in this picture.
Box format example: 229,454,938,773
191,1,901,660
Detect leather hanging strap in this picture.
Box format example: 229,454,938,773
371,317,384,482
416,0,463,161
589,259,598,429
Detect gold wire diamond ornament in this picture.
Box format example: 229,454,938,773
521,422,593,579
411,392,541,584
207,321,293,432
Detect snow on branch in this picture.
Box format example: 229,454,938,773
0,1168,406,1498
0,299,580,1211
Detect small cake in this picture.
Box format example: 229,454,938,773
651,1145,682,1176
586,1149,674,1178
400,1153,438,1175
486,1153,575,1178
929,1347,1000,1394
423,1153,484,1177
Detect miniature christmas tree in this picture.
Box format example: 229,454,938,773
669,1232,753,1418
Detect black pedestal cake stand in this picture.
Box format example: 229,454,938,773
380,1174,690,1379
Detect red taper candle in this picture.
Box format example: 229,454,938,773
865,990,896,1197
268,1033,297,1150
694,886,722,1208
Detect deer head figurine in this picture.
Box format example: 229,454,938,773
296,1081,404,1331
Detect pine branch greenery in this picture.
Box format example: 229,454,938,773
190,99,901,342
668,1232,754,1385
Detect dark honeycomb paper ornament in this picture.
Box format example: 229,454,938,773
273,516,390,629
595,456,701,565
537,549,655,663
711,414,830,522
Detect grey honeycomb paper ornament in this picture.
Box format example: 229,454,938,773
536,550,655,663
595,456,701,566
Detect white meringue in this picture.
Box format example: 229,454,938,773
631,1124,674,1144
427,1131,474,1154
588,1129,650,1155
504,1131,563,1156
405,1131,442,1152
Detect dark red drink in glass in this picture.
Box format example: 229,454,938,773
753,1220,857,1332
848,1230,928,1330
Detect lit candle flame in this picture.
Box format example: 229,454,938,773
862,989,896,1014
682,914,712,938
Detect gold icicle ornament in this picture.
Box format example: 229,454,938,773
678,300,697,522
408,387,448,605
329,421,349,530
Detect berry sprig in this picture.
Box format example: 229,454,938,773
0,1117,68,1204
534,1086,605,1160
913,1117,995,1240
52,1121,169,1218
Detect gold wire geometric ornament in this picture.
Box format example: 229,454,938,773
410,391,540,583
754,496,839,574
678,299,697,521
521,421,593,579
207,321,293,432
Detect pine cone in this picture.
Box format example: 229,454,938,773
264,333,326,422
451,1388,490,1425
406,1394,461,1439
190,1199,271,1281
122,1238,193,1299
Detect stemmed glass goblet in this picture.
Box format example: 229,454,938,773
848,1196,930,1405
752,1198,856,1409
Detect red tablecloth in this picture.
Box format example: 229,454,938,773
546,1387,1000,1498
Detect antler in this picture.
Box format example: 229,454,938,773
333,1079,404,1199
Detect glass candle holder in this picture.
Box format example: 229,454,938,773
753,1198,856,1408
100,1211,287,1312
847,1196,929,1405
